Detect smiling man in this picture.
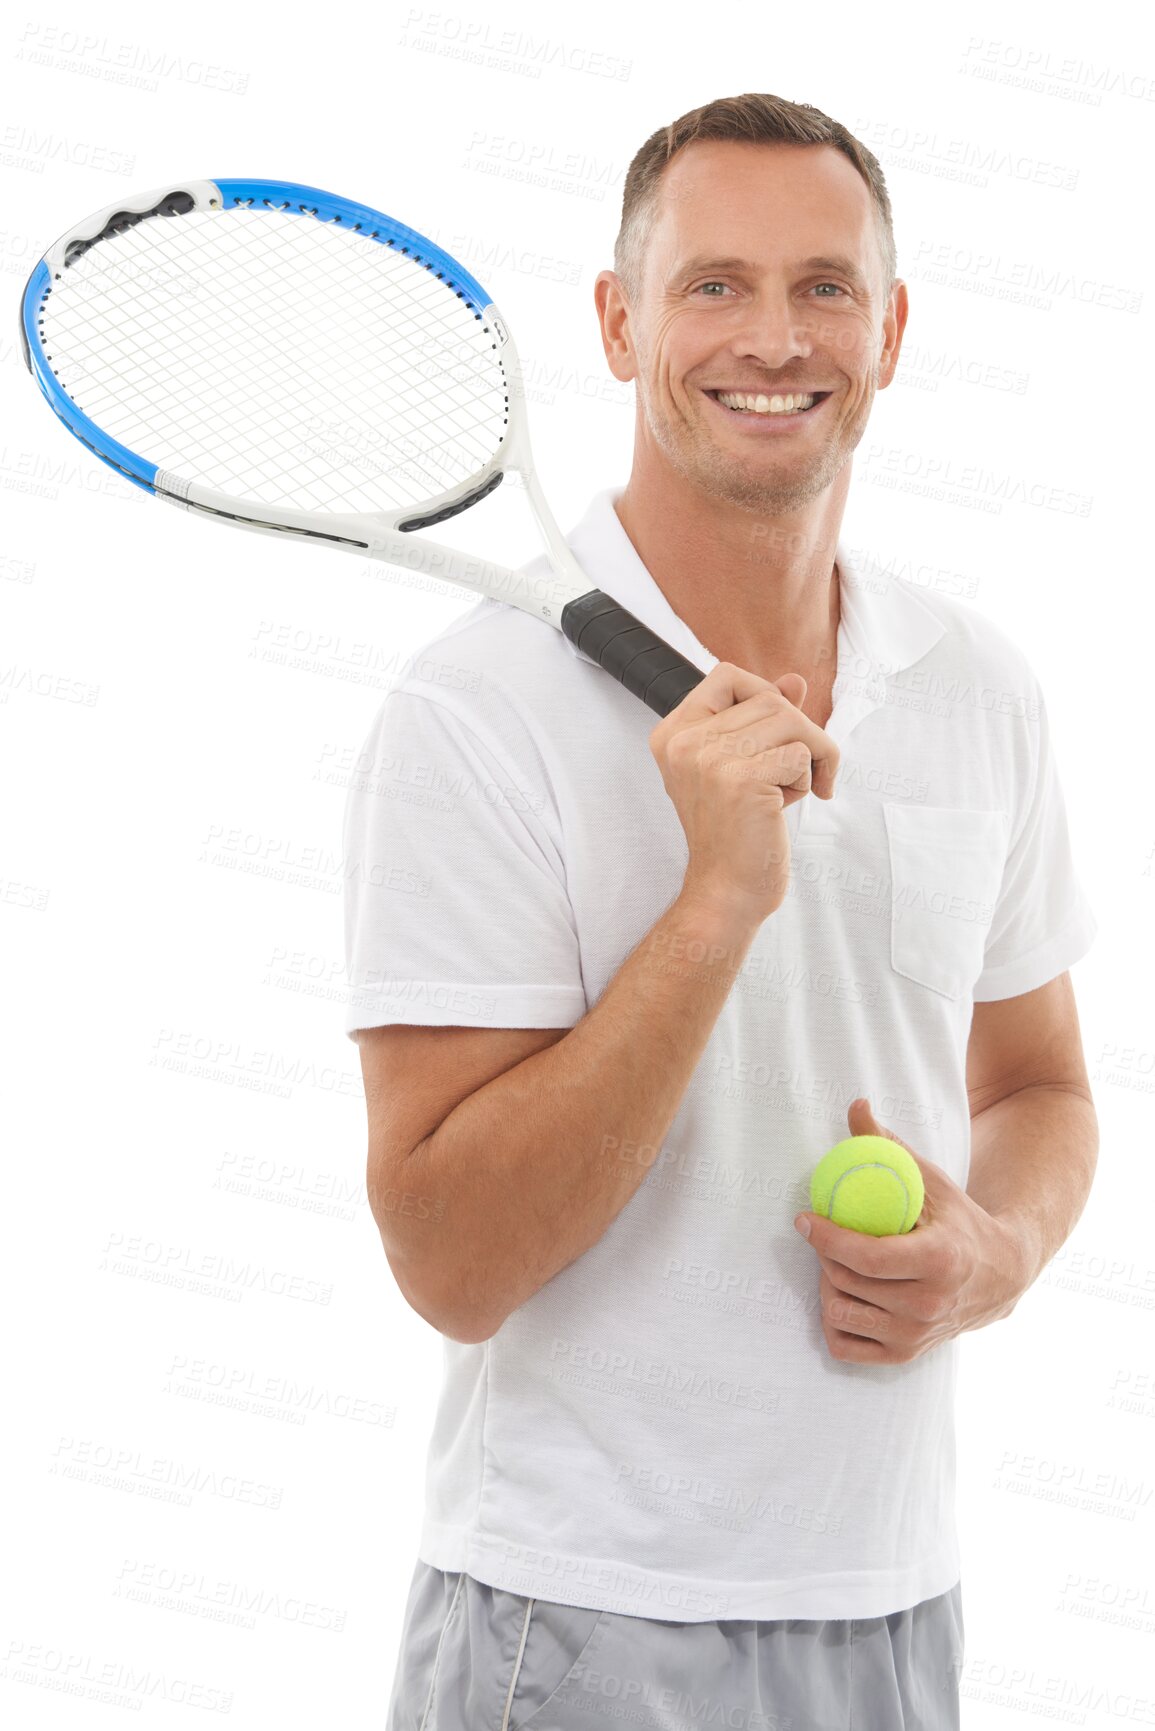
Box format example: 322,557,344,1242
345,93,1099,1730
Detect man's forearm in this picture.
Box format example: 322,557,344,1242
401,888,761,1342
966,1083,1099,1292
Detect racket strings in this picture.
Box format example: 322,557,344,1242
36,206,510,514
57,215,505,507
59,216,505,508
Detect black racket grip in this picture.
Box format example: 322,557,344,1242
560,589,707,718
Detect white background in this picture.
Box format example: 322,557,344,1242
2,1,1151,1724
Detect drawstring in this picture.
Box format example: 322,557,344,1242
499,1596,536,1731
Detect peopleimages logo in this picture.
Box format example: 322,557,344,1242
399,12,632,81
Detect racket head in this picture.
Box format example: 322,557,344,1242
19,177,516,525
19,176,711,717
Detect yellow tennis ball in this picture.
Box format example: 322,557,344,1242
810,1135,925,1235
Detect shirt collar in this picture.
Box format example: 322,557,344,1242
562,485,947,745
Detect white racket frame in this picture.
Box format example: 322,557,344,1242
154,351,590,628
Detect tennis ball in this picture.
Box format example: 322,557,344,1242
809,1135,925,1235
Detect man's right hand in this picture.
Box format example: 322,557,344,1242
649,661,840,930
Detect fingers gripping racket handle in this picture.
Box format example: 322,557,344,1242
560,590,707,718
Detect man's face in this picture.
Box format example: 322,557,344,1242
620,140,904,516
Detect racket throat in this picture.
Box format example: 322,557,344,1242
396,469,504,532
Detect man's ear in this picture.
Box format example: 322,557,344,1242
594,269,638,384
877,278,909,390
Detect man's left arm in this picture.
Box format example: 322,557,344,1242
964,971,1099,1294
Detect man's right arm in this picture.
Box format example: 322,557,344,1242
360,882,762,1343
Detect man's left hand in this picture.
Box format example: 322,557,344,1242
793,1098,1026,1364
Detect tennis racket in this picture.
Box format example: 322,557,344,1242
18,176,709,718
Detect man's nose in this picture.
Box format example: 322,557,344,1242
723,295,818,367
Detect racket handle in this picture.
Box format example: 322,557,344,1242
560,590,707,718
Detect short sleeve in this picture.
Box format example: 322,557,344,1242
341,686,588,1039
972,670,1098,1002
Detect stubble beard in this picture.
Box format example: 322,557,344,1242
641,368,877,516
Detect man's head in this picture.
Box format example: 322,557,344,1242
596,93,907,519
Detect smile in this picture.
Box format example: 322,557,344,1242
705,388,832,420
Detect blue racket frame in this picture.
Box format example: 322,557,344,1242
19,177,496,494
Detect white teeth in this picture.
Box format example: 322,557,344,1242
715,391,817,415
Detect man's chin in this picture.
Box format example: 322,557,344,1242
687,448,838,515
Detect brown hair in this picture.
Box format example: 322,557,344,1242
614,92,896,305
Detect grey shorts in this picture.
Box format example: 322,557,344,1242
385,1557,964,1730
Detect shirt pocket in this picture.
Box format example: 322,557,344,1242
882,803,1010,1000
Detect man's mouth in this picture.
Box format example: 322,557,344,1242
705,388,832,417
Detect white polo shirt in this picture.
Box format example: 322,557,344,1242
342,484,1098,1621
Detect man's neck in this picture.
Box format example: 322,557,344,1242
612,483,843,695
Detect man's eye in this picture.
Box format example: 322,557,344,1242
692,281,733,296
814,283,848,297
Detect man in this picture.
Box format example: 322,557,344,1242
343,92,1099,1729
